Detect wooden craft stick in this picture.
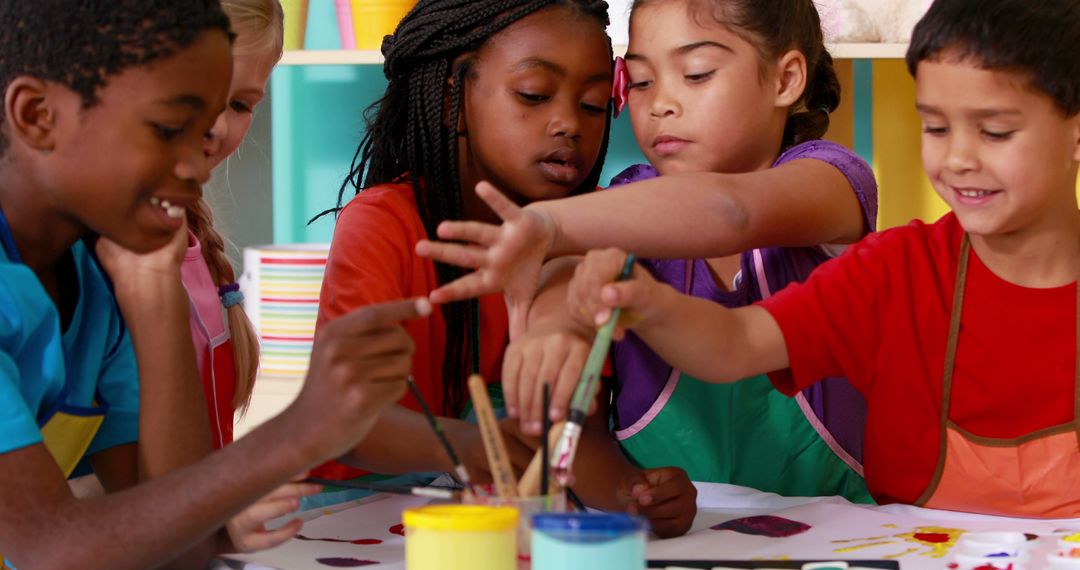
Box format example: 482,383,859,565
467,374,518,498
516,420,566,497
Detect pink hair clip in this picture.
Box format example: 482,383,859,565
612,56,630,118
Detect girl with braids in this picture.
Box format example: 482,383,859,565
311,0,615,487
0,1,422,566
417,0,879,534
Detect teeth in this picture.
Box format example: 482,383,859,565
150,197,185,219
958,189,992,198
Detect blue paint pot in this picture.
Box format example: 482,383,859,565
530,512,648,570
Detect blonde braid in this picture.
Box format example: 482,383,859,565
187,200,260,414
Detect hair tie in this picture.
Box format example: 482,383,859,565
612,56,629,118
218,282,244,309
818,105,832,115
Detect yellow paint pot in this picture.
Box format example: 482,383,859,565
404,504,519,570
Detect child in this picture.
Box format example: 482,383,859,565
566,0,1080,518
311,0,615,487
0,2,423,567
419,0,877,532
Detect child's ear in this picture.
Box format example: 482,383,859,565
3,76,60,151
1072,114,1080,163
774,50,808,109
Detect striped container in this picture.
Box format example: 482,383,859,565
240,244,330,378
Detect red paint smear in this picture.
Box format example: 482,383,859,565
973,565,1011,570
297,535,383,545
913,532,951,543
948,564,959,569
389,524,405,536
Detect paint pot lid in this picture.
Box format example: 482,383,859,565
532,512,648,541
403,505,518,532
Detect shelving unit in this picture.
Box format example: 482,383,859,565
279,43,909,66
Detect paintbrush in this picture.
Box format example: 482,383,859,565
515,419,565,497
305,477,458,500
541,383,552,494
550,253,637,487
406,375,473,490
467,374,519,498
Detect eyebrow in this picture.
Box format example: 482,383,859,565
514,58,611,84
159,94,207,111
916,103,1023,118
625,40,734,62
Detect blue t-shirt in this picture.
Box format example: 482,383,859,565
0,238,139,466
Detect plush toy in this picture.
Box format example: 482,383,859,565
816,0,933,44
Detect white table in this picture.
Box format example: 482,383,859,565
218,483,1080,570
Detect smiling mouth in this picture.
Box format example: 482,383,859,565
149,197,187,219
955,188,997,198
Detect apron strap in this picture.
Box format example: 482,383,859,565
915,233,971,505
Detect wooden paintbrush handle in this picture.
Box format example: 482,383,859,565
516,421,566,497
467,374,518,498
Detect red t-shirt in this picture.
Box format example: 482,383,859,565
761,213,1077,506
313,182,508,480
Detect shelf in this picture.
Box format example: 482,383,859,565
280,50,383,65
280,43,909,66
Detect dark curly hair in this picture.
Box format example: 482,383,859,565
316,0,612,416
0,0,233,152
907,0,1080,117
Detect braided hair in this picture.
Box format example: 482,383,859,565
633,0,840,150
318,0,612,416
0,0,232,154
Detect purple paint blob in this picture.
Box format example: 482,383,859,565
711,515,812,538
298,535,384,545
316,557,379,567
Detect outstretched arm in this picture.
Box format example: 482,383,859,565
417,158,864,306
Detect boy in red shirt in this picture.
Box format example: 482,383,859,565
568,0,1080,517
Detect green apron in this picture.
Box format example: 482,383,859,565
616,258,873,503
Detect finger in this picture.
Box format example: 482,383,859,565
502,344,524,418
334,298,432,333
475,181,523,223
534,342,570,430
429,273,499,305
434,219,502,246
415,239,489,269
236,518,304,553
235,496,304,530
261,482,323,501
516,349,543,434
552,341,588,421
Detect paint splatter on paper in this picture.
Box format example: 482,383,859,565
316,557,379,567
297,535,383,545
389,523,405,536
711,515,812,538
830,525,965,559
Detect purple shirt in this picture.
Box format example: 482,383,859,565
608,140,878,462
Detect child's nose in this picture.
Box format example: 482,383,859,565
649,83,680,118
203,113,229,159
176,146,213,186
549,104,582,139
945,134,980,173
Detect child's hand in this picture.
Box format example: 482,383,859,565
568,248,664,339
617,466,697,538
290,298,430,462
415,181,556,339
224,477,322,553
94,219,188,288
502,327,592,435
